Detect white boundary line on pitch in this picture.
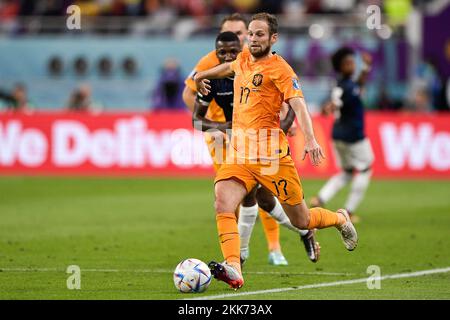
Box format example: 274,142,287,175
186,267,450,300
0,267,355,276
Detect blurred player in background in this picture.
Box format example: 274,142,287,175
184,13,318,266
310,47,375,223
192,31,320,266
195,13,358,289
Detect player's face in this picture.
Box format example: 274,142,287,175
216,41,241,64
221,21,247,48
341,55,356,75
248,20,277,58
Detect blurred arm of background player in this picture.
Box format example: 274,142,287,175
357,52,373,87
192,95,231,133
192,63,234,143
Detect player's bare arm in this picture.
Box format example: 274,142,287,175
194,62,234,96
288,96,325,166
182,86,197,112
192,98,231,133
357,52,372,87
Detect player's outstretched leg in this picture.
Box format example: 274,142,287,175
256,187,320,262
282,201,358,251
211,179,247,289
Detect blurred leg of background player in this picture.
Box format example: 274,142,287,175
311,139,374,223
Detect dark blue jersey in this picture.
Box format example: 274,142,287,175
197,77,234,122
331,77,365,143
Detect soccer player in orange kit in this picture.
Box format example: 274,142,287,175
184,13,319,266
194,13,358,289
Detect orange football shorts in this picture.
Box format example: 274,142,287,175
214,155,304,206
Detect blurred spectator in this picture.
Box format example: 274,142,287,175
97,56,113,77
48,55,64,77
74,0,102,16
0,83,34,113
108,0,127,16
304,0,324,14
256,0,283,14
231,0,259,13
66,84,102,113
177,0,208,17
409,59,439,112
321,0,355,14
133,0,177,35
410,88,431,112
125,0,142,15
211,0,236,15
0,0,19,22
152,58,184,110
433,40,450,111
73,56,89,77
36,0,66,16
122,56,138,76
376,85,404,111
140,0,163,15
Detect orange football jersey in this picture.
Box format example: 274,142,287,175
229,49,304,160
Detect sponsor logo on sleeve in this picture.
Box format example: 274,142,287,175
292,78,301,90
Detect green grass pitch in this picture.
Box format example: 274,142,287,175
0,176,449,300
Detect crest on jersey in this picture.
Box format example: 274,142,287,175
252,74,263,87
292,78,301,90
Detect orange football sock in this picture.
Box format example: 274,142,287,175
308,207,346,229
216,212,241,274
259,209,281,252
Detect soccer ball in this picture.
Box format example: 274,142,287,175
173,258,212,293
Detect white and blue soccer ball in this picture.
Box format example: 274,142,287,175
173,258,212,293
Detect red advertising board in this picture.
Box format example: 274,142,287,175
1,111,449,179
